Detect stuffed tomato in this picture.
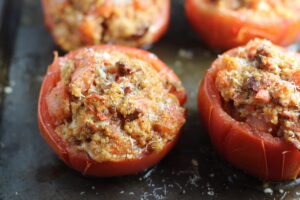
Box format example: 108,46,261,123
198,39,300,180
42,0,170,51
38,45,186,177
185,0,300,50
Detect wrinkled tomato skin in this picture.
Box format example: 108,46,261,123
41,0,170,50
38,45,187,177
198,48,300,181
185,0,300,50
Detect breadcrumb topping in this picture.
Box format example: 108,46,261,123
216,39,300,149
44,0,166,50
47,48,185,162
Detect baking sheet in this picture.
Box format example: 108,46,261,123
1,0,300,199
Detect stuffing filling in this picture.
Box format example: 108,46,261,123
216,39,300,149
44,0,166,50
46,48,185,162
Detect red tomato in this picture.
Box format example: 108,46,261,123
185,0,300,50
41,0,170,50
38,45,187,177
198,47,300,181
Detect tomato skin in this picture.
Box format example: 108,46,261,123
198,48,300,181
41,0,170,50
185,0,300,50
38,45,186,177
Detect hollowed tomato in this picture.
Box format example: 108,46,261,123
198,44,300,181
185,0,300,50
38,45,187,177
41,0,170,51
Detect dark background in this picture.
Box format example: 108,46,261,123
0,0,300,199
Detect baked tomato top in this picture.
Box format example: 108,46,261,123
198,39,300,180
186,0,300,50
38,45,186,177
42,0,170,51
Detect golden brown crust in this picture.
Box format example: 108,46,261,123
42,0,169,50
216,39,300,149
46,47,186,162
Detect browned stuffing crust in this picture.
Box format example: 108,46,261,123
43,0,167,50
46,48,186,162
216,39,300,149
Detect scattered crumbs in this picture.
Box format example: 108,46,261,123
15,192,19,196
146,178,153,187
80,191,86,195
153,187,163,197
140,185,167,200
120,191,124,194
191,159,198,167
206,182,215,196
175,182,182,190
188,174,200,187
140,192,151,200
143,167,156,179
296,192,300,195
178,49,194,59
264,188,273,195
209,173,215,178
280,191,288,200
129,192,135,195
4,86,13,94
279,189,284,194
91,186,95,190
